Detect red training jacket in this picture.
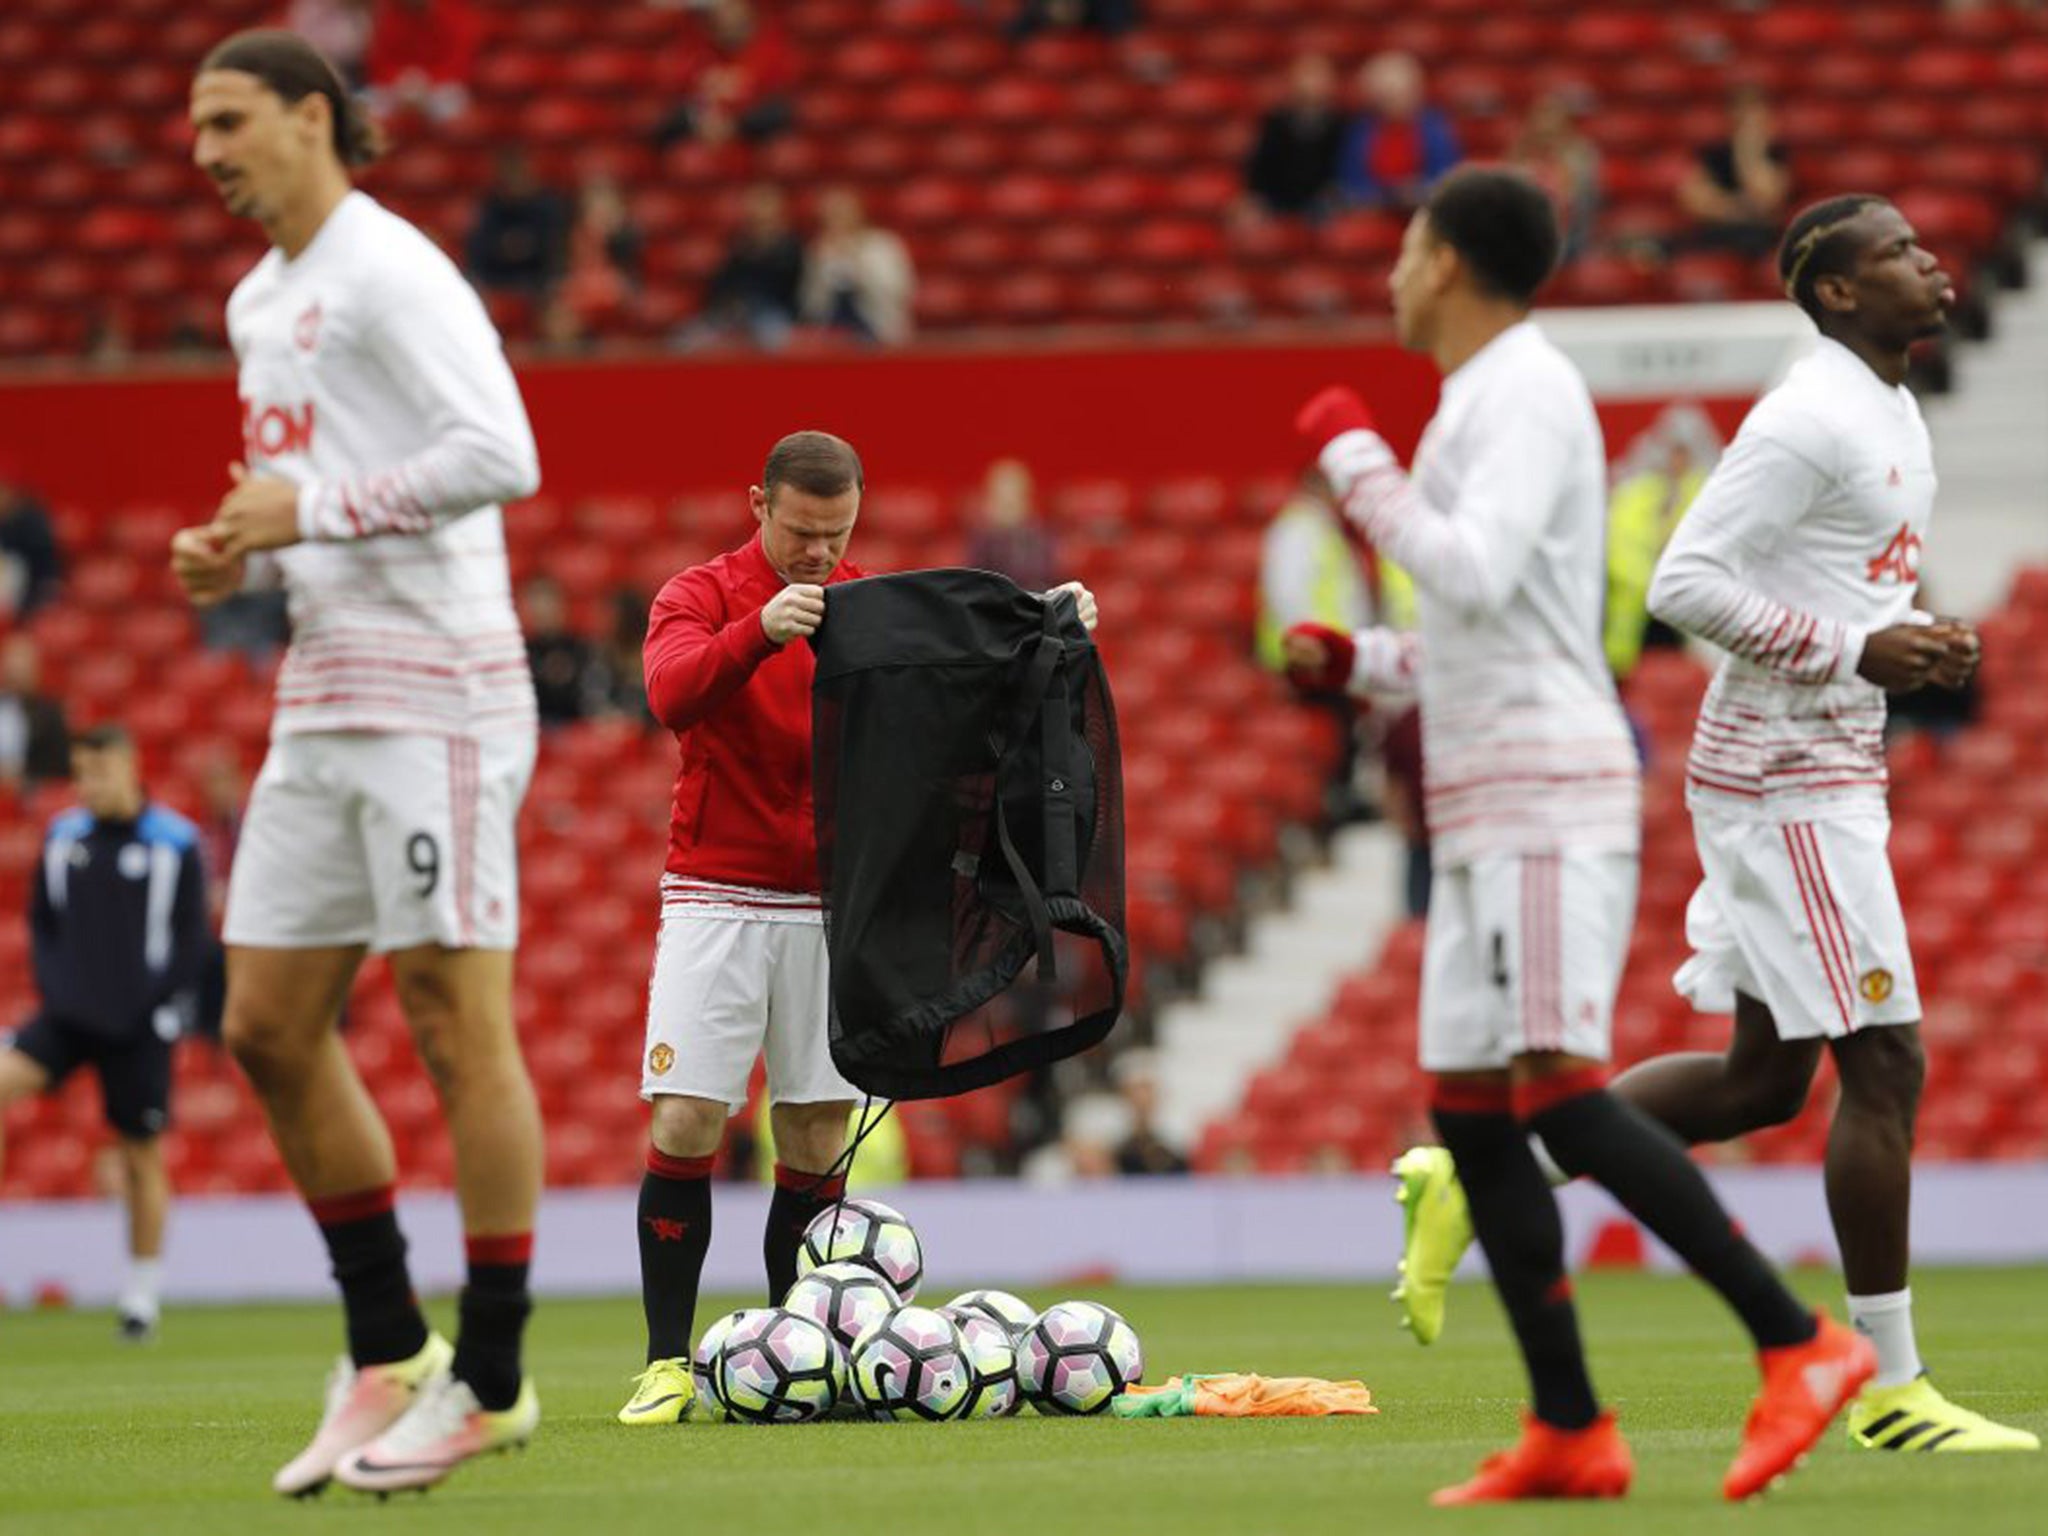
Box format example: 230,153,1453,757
643,533,865,893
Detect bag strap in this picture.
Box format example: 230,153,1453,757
989,606,1068,983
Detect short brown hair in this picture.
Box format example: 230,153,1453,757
763,431,864,503
200,29,381,167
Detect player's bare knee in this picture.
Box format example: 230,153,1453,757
649,1094,725,1159
1735,1065,1811,1129
407,1012,513,1103
772,1102,852,1172
222,1001,304,1091
1835,1025,1925,1126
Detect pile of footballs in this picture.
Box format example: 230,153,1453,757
694,1196,1146,1423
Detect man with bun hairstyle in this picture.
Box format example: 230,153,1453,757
1394,194,2034,1457
174,29,545,1496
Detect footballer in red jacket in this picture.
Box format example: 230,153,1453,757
619,430,1095,1424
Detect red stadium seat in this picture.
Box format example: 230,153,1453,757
1067,77,1143,123
980,77,1067,129
983,174,1075,226
890,177,979,230
986,272,1072,326
1078,272,1168,323
2002,40,2048,91
926,33,1002,82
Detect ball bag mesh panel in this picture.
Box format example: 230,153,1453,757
810,569,1126,1101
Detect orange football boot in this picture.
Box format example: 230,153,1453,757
1432,1411,1634,1507
1724,1314,1877,1501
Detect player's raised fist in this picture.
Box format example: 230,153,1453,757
1282,621,1358,696
169,525,243,608
1856,622,1950,692
761,582,827,645
1294,386,1378,450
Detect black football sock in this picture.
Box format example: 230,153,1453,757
452,1233,533,1411
765,1163,846,1304
309,1184,431,1368
639,1148,714,1364
1521,1071,1817,1351
1432,1086,1600,1431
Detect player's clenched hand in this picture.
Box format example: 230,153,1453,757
1293,385,1378,450
209,463,302,558
1048,580,1099,632
1926,618,1981,690
169,525,243,609
1281,621,1357,696
1856,622,1951,692
761,582,826,645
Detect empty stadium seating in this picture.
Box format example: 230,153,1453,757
1,0,2043,356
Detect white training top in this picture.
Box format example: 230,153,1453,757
1325,320,1641,867
1648,338,1934,822
229,191,540,738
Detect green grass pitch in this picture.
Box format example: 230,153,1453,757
2,1267,2042,1535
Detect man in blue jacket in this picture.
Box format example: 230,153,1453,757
0,723,210,1340
1337,51,1462,212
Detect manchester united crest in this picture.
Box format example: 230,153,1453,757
1858,969,1894,1004
648,1043,675,1075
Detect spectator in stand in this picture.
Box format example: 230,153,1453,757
654,0,797,150
1510,94,1601,263
1111,1051,1188,1176
800,188,916,347
1006,0,1142,40
1242,51,1347,221
364,0,480,122
965,458,1058,594
1256,468,1368,672
520,575,600,727
0,464,62,620
1678,84,1792,259
595,587,653,726
1604,407,1719,681
466,150,569,303
86,306,137,367
559,174,644,336
532,294,593,358
682,183,805,351
1259,468,1399,824
1027,1092,1126,1182
0,634,70,792
1336,51,1462,213
287,0,374,90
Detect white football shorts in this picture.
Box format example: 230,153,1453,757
1676,811,1919,1039
223,731,534,953
640,912,860,1111
1419,849,1637,1073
